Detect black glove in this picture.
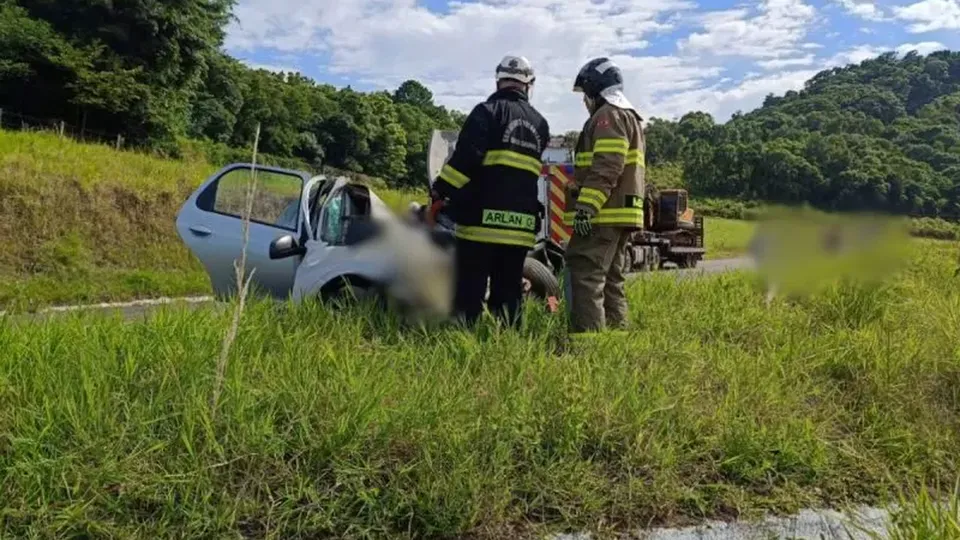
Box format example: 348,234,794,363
573,209,593,237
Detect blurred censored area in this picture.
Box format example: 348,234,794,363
748,207,913,297
342,214,455,322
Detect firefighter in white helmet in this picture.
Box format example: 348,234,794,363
429,55,550,327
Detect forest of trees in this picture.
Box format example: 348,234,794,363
0,0,464,186
1,1,959,217
640,51,960,218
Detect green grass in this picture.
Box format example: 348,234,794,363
1,238,958,538
694,197,960,241
0,129,759,310
864,482,960,539
704,217,754,259
0,130,215,311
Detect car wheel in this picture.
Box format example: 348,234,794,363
322,276,385,308
523,257,560,300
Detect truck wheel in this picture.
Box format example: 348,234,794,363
523,257,560,299
677,255,698,269
645,247,661,272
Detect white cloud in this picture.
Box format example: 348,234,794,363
677,0,818,59
893,0,960,32
223,0,957,131
226,0,709,130
657,68,821,121
895,41,947,55
757,55,816,69
835,0,887,21
241,61,301,75
828,44,886,65
825,42,946,67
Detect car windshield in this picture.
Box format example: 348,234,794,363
308,180,334,235
320,191,343,243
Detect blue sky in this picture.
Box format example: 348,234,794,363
224,0,960,132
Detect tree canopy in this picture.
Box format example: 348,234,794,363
1,1,958,214
638,50,960,218
0,0,464,187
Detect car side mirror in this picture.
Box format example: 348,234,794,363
269,234,306,259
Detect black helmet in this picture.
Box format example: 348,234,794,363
573,57,623,99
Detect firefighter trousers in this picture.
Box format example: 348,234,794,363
563,226,632,335
453,239,528,327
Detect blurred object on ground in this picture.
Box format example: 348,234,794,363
748,207,912,300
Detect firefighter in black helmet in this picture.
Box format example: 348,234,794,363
562,57,646,338
430,55,551,327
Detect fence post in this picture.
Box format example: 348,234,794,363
59,121,65,138
116,134,123,150
0,108,4,130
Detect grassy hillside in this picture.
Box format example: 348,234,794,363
0,129,754,310
0,130,214,310
1,238,957,538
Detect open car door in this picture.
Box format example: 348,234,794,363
176,163,322,299
288,179,399,301
426,130,460,189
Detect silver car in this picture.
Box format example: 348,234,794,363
175,163,455,317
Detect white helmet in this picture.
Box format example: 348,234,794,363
495,55,536,85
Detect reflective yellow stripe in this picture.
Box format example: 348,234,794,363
455,225,536,247
591,208,644,226
562,207,644,227
575,152,593,167
440,164,470,188
593,137,629,154
482,150,542,176
577,187,608,212
575,146,644,167
626,149,645,166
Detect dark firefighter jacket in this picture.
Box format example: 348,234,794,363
563,102,645,229
432,88,550,248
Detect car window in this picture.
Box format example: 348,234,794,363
209,168,303,231
320,192,345,244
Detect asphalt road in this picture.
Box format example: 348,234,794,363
647,255,754,278
3,256,754,322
